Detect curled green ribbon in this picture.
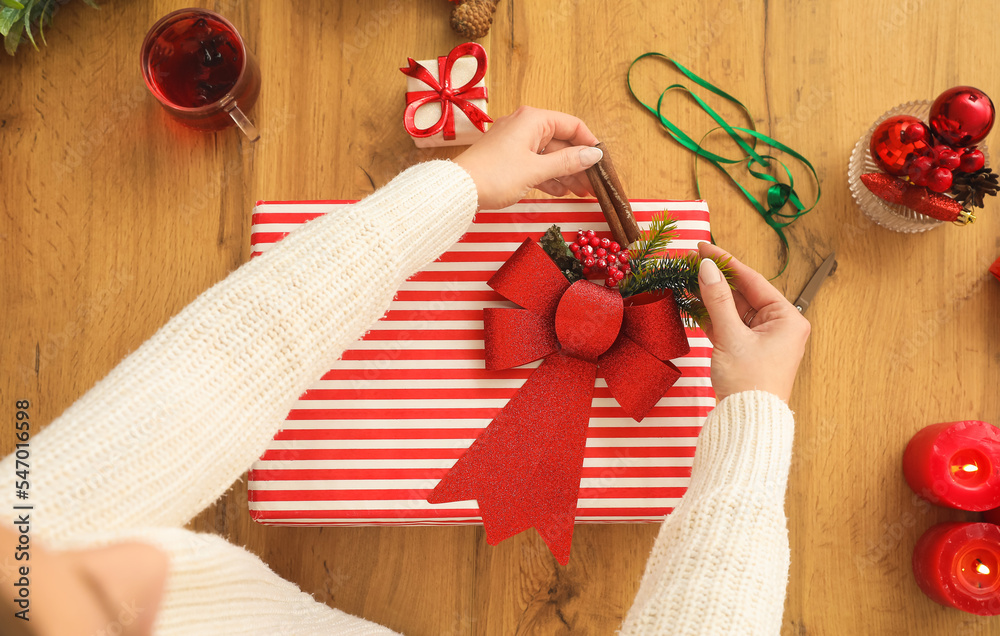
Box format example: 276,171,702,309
627,53,821,278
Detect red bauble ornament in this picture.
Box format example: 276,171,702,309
871,116,933,176
860,172,965,222
930,86,995,147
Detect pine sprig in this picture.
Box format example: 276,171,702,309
619,253,732,323
620,209,734,324
628,211,678,263
620,251,700,298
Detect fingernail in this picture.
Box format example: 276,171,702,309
579,146,603,168
699,258,722,285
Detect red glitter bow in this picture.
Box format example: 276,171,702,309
400,42,493,140
428,239,690,564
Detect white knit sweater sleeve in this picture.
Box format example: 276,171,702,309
62,528,402,636
3,160,477,546
619,390,795,636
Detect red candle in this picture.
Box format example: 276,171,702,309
903,421,1000,511
913,522,1000,615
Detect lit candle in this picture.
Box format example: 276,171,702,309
903,421,1000,511
913,522,1000,615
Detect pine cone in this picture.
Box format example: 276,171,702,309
451,0,497,39
952,168,1000,209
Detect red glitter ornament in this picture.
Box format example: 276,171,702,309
930,86,995,148
870,115,933,176
860,172,966,222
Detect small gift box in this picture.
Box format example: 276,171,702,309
400,42,492,148
248,200,715,555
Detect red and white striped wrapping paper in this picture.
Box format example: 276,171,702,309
248,199,714,526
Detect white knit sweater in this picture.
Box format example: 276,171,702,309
0,161,795,635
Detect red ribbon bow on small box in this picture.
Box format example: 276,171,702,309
400,42,493,142
428,239,690,564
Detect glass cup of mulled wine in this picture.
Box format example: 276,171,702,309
141,8,261,141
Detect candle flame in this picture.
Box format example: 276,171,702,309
976,560,991,576
962,464,979,474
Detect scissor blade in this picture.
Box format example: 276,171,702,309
794,252,837,314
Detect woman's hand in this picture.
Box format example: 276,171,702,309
454,106,602,210
696,242,811,404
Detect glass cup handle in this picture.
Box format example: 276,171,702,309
222,97,260,142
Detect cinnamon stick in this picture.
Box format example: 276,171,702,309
584,142,641,247
586,167,627,246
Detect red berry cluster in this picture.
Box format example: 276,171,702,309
900,122,986,193
569,229,631,287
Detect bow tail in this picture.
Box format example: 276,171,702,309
428,352,595,565
600,334,682,422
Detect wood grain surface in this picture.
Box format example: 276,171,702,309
3,1,1000,634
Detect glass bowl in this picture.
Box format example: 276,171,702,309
848,101,989,233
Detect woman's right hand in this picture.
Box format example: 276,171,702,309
696,242,811,404
453,106,601,210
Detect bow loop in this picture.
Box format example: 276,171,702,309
488,239,569,318
400,43,493,140
618,294,691,362
483,308,558,371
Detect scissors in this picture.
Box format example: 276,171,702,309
793,252,837,314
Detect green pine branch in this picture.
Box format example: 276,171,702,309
628,211,678,263
621,209,734,325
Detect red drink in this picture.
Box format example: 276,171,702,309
141,9,260,137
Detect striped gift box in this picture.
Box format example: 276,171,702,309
248,199,714,526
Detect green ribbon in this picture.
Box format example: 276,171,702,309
626,53,821,278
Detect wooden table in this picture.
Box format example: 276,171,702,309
4,1,999,634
